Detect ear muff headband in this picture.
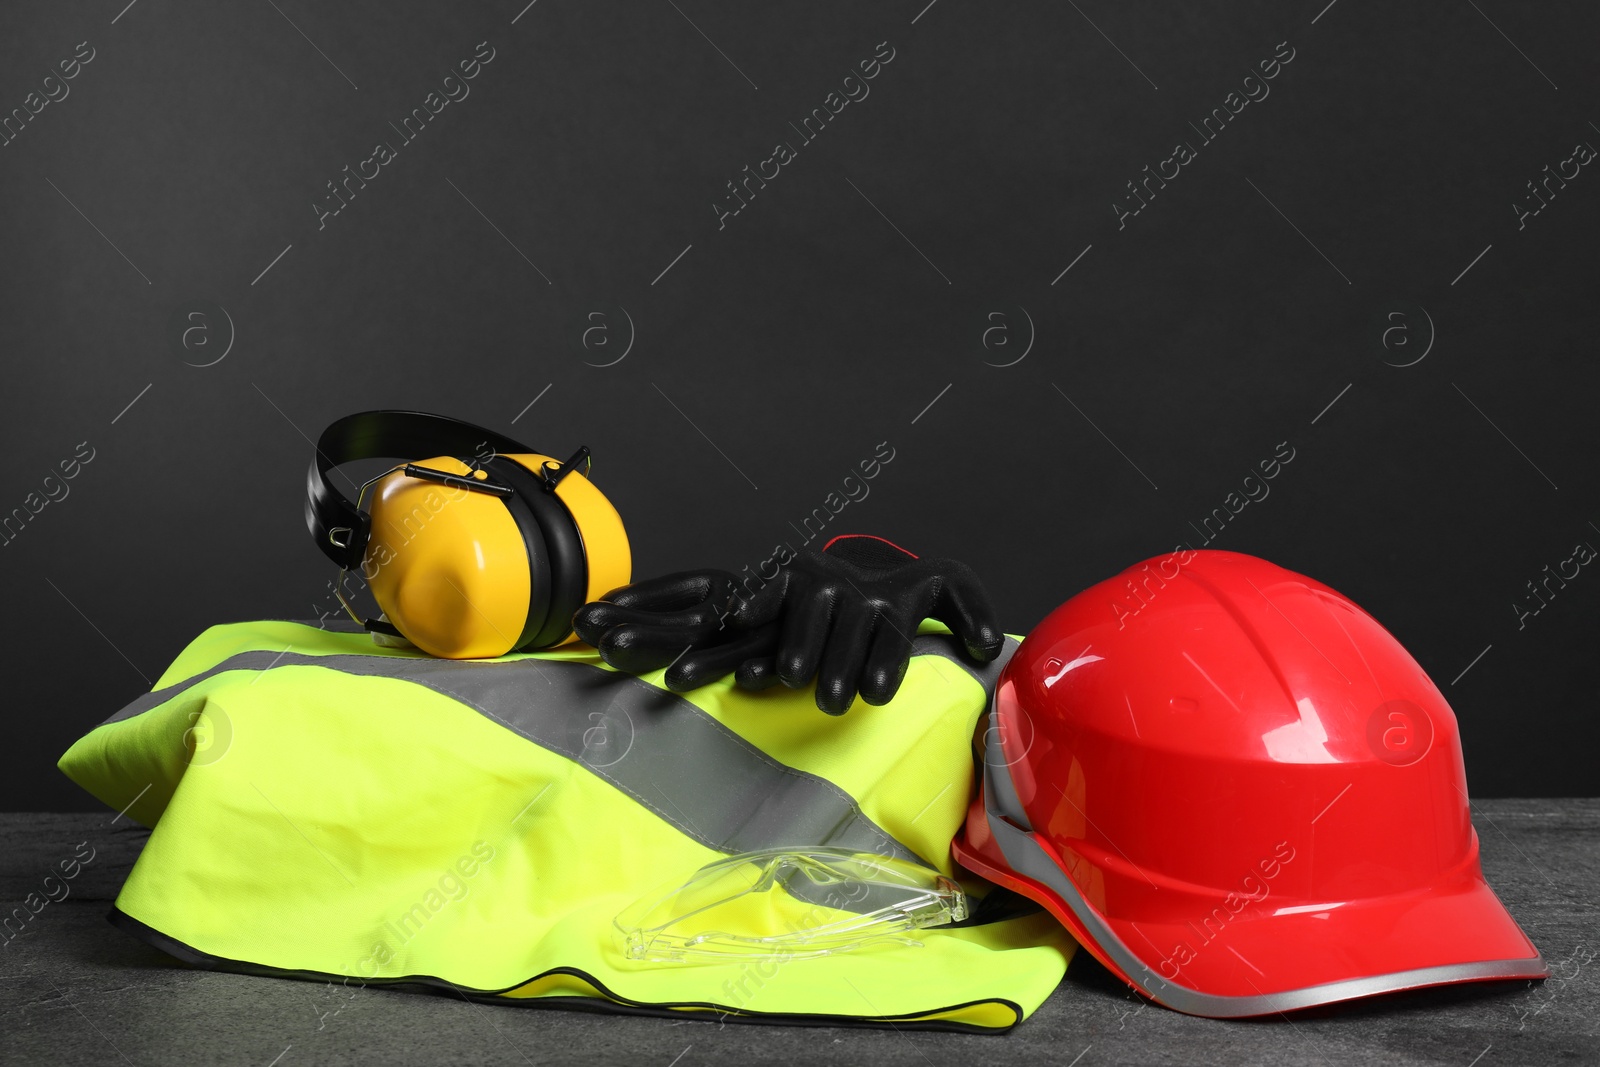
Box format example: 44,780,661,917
306,410,545,570
487,455,589,649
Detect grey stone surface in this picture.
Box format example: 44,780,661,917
1,803,1596,1066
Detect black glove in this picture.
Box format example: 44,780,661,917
571,567,775,686
573,535,1003,714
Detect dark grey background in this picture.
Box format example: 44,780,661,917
1,0,1595,809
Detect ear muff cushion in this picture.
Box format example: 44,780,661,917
490,466,553,654
487,456,588,649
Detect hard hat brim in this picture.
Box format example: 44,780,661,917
954,780,1549,1018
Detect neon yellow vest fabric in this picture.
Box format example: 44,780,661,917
58,619,1074,1031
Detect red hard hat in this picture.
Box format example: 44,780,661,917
952,549,1547,1017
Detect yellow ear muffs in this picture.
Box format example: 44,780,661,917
306,411,632,659
363,454,630,659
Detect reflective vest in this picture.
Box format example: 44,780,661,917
58,619,1074,1031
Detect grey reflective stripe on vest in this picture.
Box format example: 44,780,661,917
910,634,1017,692
106,632,1017,878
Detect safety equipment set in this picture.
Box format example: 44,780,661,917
58,410,1546,1030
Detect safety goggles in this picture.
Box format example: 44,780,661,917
614,847,968,963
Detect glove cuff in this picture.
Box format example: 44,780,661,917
821,533,918,571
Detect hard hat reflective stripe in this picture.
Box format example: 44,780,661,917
101,633,1012,870
980,724,1547,1017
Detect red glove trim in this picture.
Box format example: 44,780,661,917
821,533,919,560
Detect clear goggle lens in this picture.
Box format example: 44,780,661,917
614,847,968,963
